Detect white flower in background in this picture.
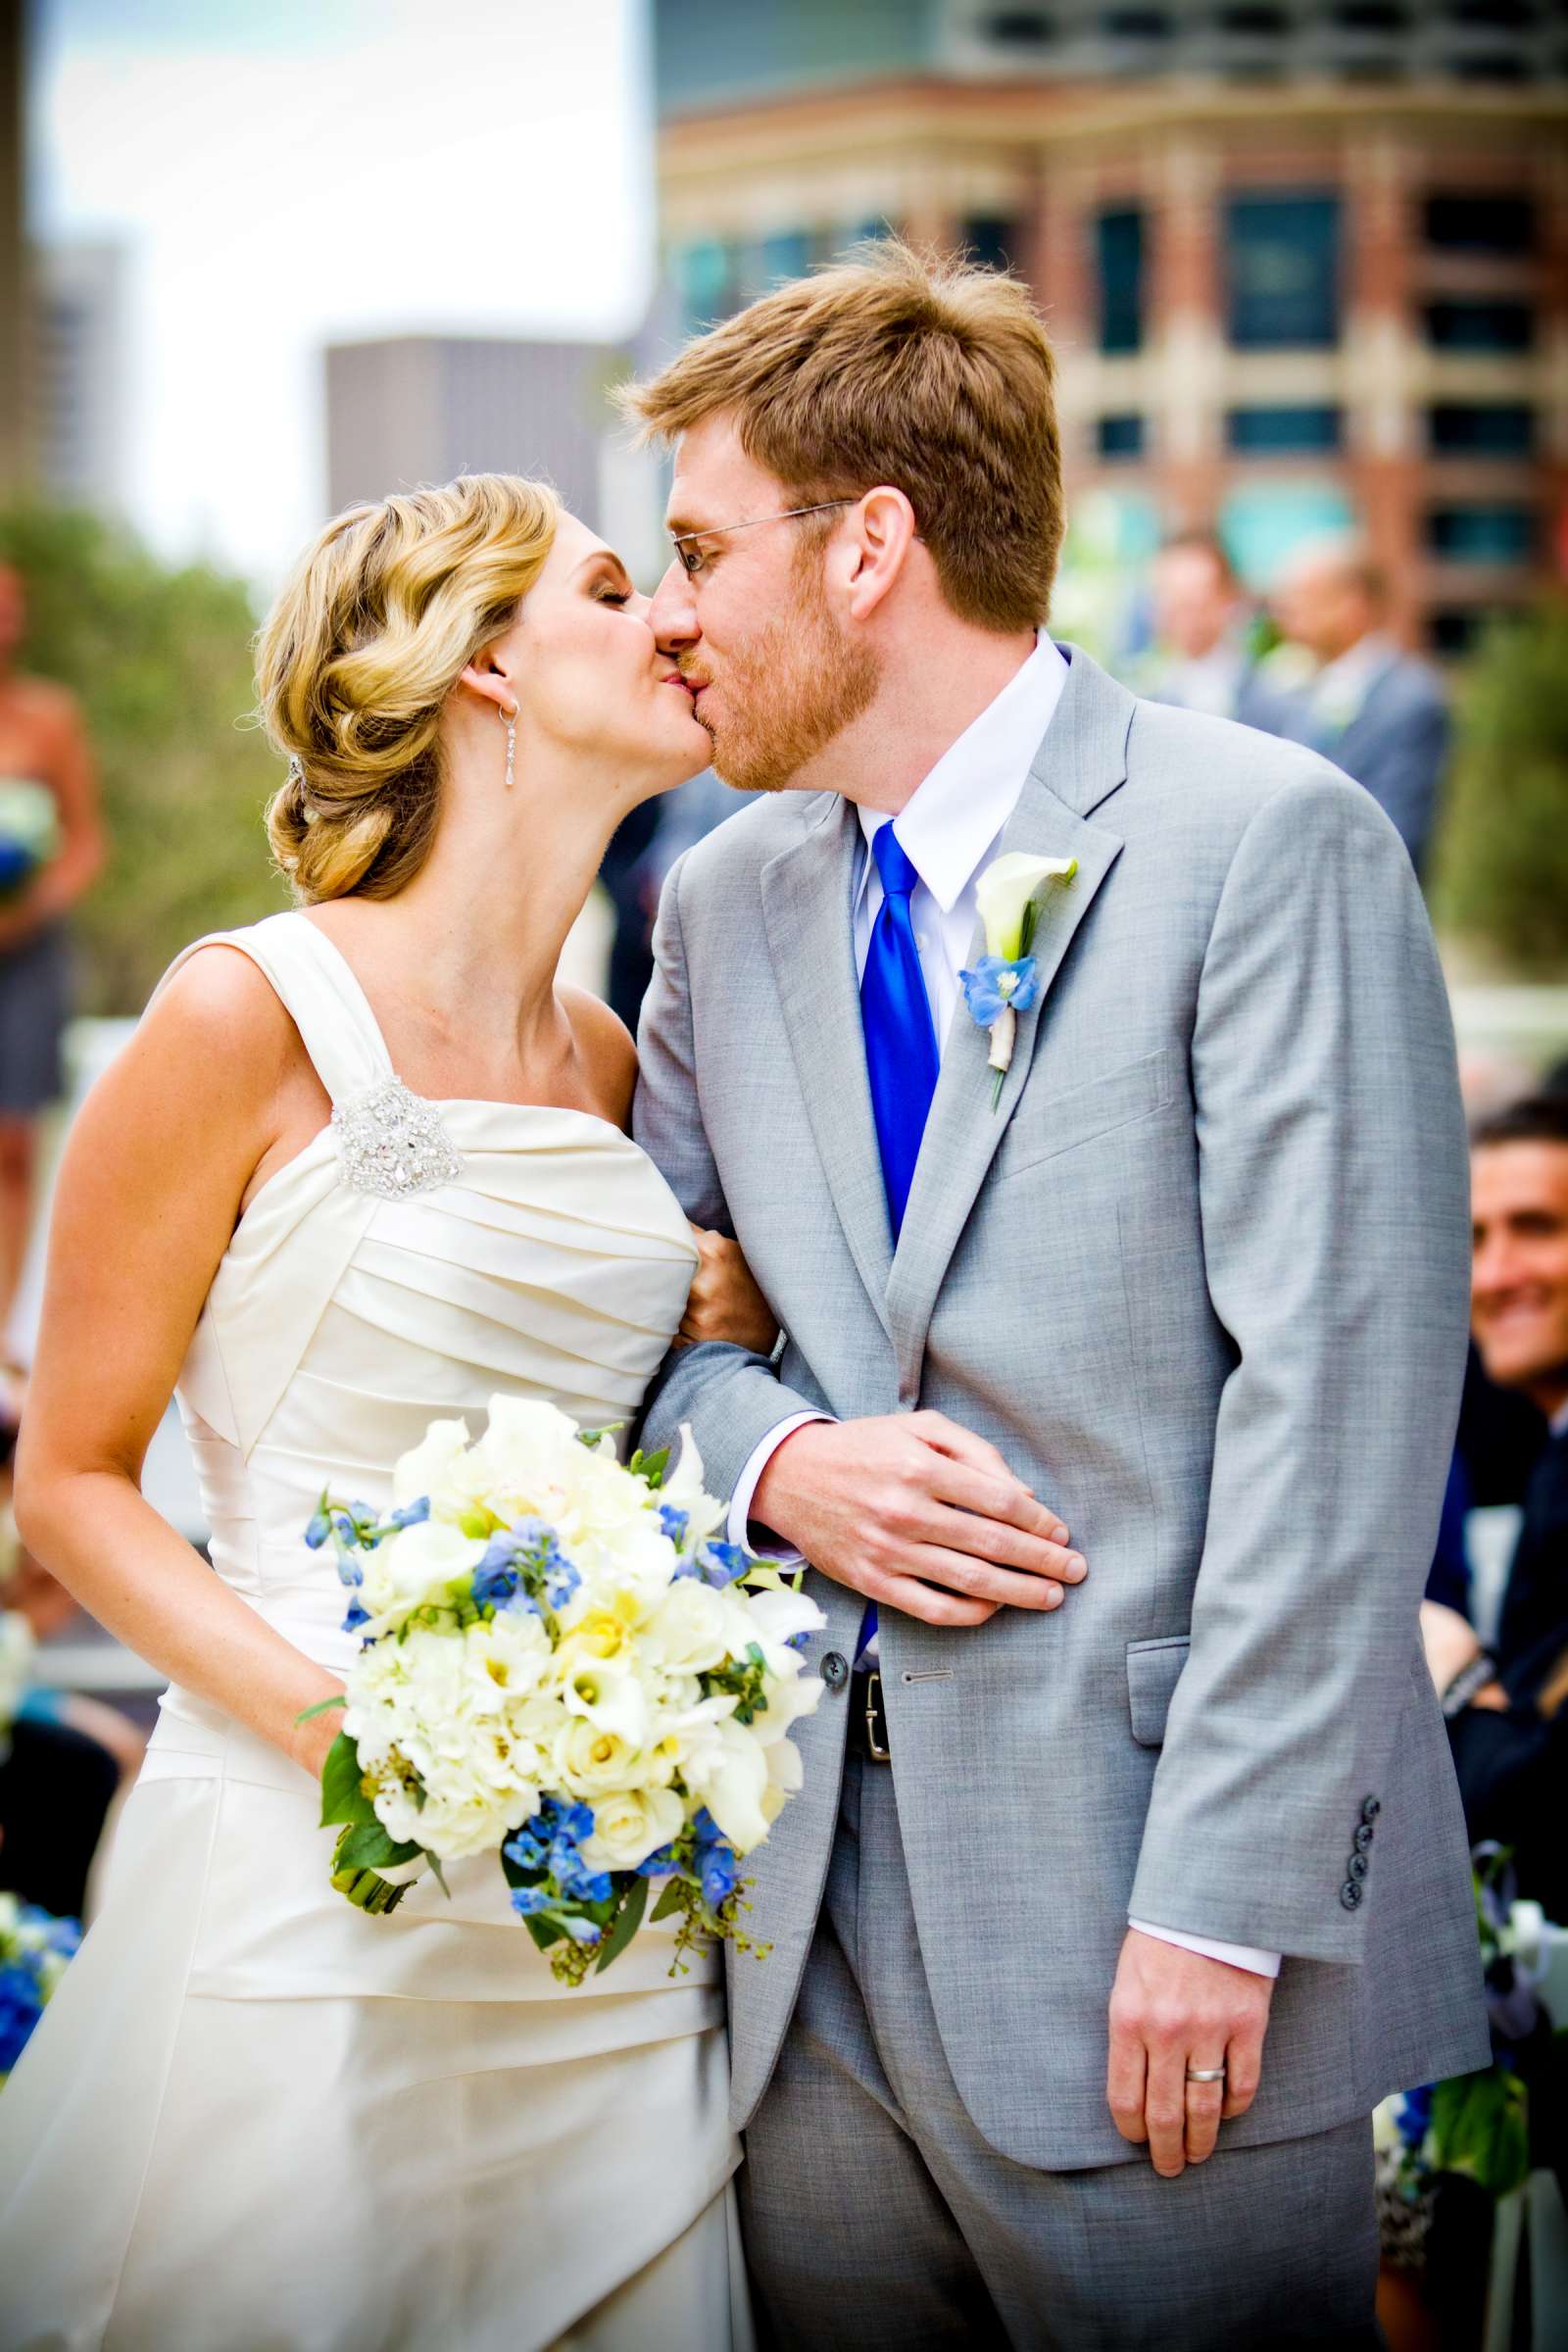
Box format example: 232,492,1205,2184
360,1516,488,1623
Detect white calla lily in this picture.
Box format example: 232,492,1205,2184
974,852,1078,962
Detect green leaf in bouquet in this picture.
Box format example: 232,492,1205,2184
593,1876,649,1975
318,1732,380,1830
521,1912,566,1952
628,1446,669,1491
424,1851,450,1898
333,1822,424,1873
649,1880,687,1924
1428,2066,1530,2200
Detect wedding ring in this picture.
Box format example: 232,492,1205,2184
1185,2065,1227,2083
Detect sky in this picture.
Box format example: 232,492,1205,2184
29,0,653,583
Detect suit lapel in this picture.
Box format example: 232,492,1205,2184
884,648,1133,1384
760,795,894,1339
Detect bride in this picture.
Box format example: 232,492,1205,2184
0,474,776,2351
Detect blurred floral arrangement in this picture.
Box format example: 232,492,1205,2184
0,778,59,903
0,1895,79,2087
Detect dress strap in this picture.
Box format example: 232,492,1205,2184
149,911,394,1108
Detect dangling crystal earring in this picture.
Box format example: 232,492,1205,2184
500,700,516,789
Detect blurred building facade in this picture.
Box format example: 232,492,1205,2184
653,0,1568,656
324,335,624,528
26,242,130,516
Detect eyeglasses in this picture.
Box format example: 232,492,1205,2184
668,500,854,577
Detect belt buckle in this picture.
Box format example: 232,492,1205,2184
864,1668,891,1763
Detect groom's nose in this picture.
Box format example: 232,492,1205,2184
648,560,700,657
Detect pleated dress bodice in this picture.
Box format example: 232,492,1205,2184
159,910,701,1678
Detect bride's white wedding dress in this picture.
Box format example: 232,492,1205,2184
0,912,749,2352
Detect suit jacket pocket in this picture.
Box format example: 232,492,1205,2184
1126,1634,1191,1746
998,1046,1178,1183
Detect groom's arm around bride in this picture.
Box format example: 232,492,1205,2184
626,239,1488,2347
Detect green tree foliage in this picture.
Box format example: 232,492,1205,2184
1432,599,1568,976
0,506,285,1013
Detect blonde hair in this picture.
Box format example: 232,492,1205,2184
619,240,1063,635
257,473,560,902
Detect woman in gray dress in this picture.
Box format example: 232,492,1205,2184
0,564,105,1335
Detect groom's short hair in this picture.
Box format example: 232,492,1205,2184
621,240,1063,635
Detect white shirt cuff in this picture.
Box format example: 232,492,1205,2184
727,1412,835,1561
1128,1920,1282,1980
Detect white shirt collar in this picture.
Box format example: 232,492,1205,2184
856,633,1069,914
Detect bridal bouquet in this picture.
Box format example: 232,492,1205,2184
0,779,59,902
302,1398,824,1984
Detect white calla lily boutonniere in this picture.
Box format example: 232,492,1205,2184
959,852,1078,1108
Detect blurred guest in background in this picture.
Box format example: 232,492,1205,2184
1271,537,1448,879
597,799,662,1033
1421,1096,1568,1925
0,565,106,1333
1138,529,1289,732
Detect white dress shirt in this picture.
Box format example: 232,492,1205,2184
723,631,1278,1979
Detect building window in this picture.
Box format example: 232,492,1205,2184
1423,299,1535,354
1097,414,1145,460
1226,405,1343,454
982,10,1057,43
1423,194,1536,255
963,216,1016,273
1096,208,1144,356
1225,194,1340,349
1428,607,1520,660
1428,404,1536,459
1426,505,1537,564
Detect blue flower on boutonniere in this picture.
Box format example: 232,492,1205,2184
959,852,1078,1106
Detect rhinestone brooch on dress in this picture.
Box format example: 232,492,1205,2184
331,1077,462,1199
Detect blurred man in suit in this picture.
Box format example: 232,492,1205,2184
1422,1096,1568,1922
1140,531,1288,733
1272,538,1448,878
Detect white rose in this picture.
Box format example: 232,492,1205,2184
553,1715,646,1798
581,1784,686,1873
643,1581,731,1677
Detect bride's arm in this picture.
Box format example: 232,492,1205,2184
15,951,344,1782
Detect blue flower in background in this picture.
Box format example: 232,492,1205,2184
388,1496,430,1529
700,1842,738,1910
341,1597,369,1635
0,1963,42,2071
304,1508,331,1551
562,1916,602,1947
635,1842,679,1878
509,1884,551,1918
958,955,1039,1028
659,1503,690,1547
503,1824,547,1872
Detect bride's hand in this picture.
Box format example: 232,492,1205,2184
678,1227,779,1356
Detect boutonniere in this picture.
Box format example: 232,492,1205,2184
959,852,1077,1108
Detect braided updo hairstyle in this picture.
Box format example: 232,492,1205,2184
258,473,560,903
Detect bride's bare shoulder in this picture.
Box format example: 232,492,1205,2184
558,985,637,1131
141,940,305,1087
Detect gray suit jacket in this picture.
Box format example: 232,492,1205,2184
633,647,1489,2170
1277,653,1449,879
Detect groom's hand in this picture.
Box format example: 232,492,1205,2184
751,1411,1085,1627
1106,1929,1274,2179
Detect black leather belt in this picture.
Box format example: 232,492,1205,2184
847,1669,891,1763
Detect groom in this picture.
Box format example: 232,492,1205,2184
627,244,1487,2348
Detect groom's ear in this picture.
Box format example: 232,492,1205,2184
842,486,918,621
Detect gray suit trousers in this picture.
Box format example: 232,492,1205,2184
742,1754,1380,2352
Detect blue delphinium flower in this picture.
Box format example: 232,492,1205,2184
562,1916,603,1946
659,1502,690,1548
388,1495,430,1529
698,1542,750,1590
341,1596,369,1636
304,1508,332,1551
635,1841,680,1879
957,954,1040,1028
472,1536,525,1613
509,1884,552,1919
700,1842,738,1909
503,1823,548,1873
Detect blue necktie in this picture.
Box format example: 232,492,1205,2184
860,822,941,1245
858,822,940,1654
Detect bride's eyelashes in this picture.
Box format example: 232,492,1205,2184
593,585,630,608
